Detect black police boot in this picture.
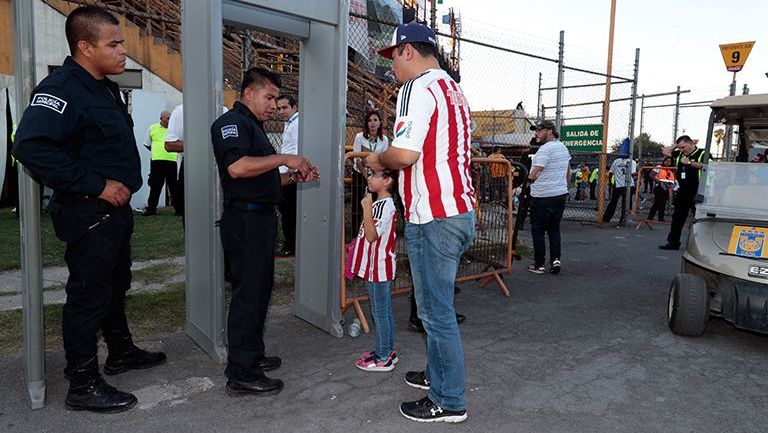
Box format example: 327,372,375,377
64,357,137,413
103,332,167,375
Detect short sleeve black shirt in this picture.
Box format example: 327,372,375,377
672,147,706,192
211,101,281,204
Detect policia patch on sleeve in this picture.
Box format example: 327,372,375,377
221,124,239,139
31,93,67,114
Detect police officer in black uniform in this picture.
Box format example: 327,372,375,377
12,6,165,413
211,67,319,396
659,135,707,250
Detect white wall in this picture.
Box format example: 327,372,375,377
130,90,168,210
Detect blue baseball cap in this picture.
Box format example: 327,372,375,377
377,22,437,59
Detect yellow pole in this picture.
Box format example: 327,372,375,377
597,0,617,224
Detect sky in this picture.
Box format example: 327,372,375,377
433,0,767,148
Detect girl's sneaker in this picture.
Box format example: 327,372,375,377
355,351,397,372
358,349,398,365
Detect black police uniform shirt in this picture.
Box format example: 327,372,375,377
671,147,705,192
12,56,142,196
210,101,281,204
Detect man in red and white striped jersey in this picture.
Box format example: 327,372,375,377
366,22,476,424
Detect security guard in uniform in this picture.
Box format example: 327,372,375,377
12,6,165,413
660,135,707,250
211,67,318,396
141,110,178,216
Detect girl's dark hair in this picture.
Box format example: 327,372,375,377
372,169,401,211
662,156,674,165
363,110,384,140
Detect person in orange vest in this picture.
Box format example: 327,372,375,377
647,156,674,221
488,146,507,202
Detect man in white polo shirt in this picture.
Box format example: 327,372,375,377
276,95,299,256
164,104,184,218
527,120,571,274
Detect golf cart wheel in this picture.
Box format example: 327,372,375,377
667,273,709,336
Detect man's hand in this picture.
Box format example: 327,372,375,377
99,179,131,207
365,153,384,172
164,140,184,153
354,158,366,174
296,165,320,182
680,156,690,165
283,155,318,182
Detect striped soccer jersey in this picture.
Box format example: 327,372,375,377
351,197,398,282
391,68,476,224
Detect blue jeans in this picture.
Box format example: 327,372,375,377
530,194,567,266
405,211,476,411
366,280,394,358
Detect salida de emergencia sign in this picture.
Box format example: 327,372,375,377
561,124,603,152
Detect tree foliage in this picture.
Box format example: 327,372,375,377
609,133,665,160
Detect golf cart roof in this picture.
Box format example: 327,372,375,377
711,94,768,109
710,94,768,125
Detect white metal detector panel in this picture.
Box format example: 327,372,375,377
182,0,348,362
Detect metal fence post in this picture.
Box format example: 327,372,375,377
624,48,639,223
537,72,543,121
13,0,46,409
429,0,437,31
672,85,681,142
242,32,252,70
725,79,736,160
638,95,645,159
555,30,564,130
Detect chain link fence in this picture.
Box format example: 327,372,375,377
218,4,741,236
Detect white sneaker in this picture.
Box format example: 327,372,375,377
550,259,561,274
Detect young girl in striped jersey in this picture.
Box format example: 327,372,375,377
351,168,399,372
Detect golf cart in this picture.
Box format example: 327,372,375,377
667,94,768,336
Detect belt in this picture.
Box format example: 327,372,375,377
53,192,101,204
224,200,276,212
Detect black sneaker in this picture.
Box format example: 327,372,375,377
407,319,425,333
399,396,467,423
405,371,430,390
658,243,680,250
550,259,561,274
526,264,545,274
